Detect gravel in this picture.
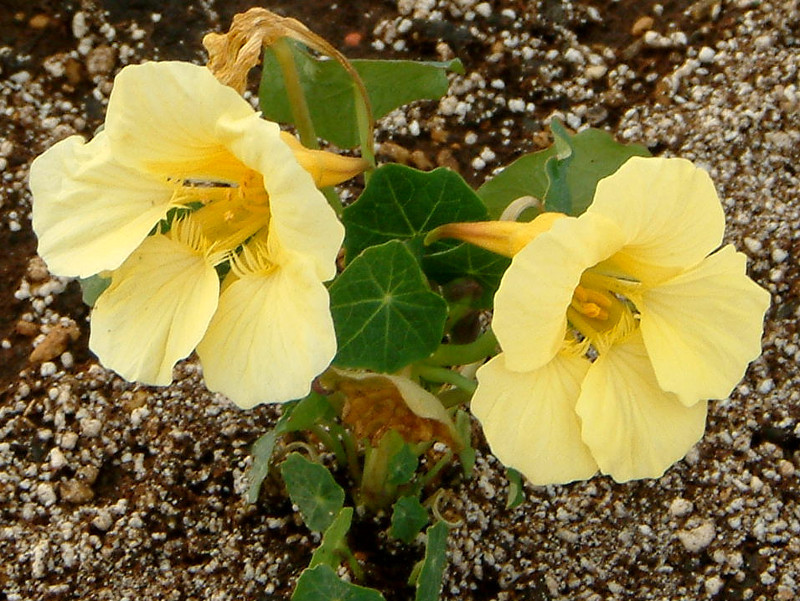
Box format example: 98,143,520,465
1,1,798,600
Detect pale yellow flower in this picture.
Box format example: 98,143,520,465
456,157,769,483
29,61,366,408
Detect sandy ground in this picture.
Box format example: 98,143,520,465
1,1,798,600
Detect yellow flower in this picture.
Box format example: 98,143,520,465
29,61,367,408
451,157,770,483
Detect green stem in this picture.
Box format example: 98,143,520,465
418,450,453,490
343,547,365,581
322,187,343,216
426,330,498,367
328,422,361,482
353,83,375,182
310,424,347,467
273,38,318,149
416,365,477,395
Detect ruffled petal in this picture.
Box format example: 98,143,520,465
575,330,708,482
589,157,726,285
30,133,174,278
218,115,345,281
89,234,220,385
639,245,770,405
472,352,598,485
104,61,254,181
196,259,337,408
494,212,626,372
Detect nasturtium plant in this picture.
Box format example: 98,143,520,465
27,6,771,601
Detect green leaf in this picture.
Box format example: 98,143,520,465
505,468,525,509
544,121,651,216
387,444,419,486
343,164,505,304
284,393,337,431
310,507,354,570
477,146,555,219
454,410,475,477
329,241,448,373
421,244,509,309
247,430,281,504
280,453,345,532
79,274,111,307
292,565,386,601
343,164,488,261
247,394,336,503
260,41,463,148
477,124,650,218
414,522,449,601
390,496,429,544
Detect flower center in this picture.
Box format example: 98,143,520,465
566,270,640,351
171,168,271,254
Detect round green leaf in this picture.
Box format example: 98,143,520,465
329,241,447,373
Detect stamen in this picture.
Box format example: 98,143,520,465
168,218,228,266
229,239,276,278
571,285,612,320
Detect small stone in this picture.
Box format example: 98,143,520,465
705,575,724,596
26,257,49,282
378,141,411,164
631,16,655,37
777,459,795,478
60,479,94,504
36,482,58,506
15,320,39,337
29,14,51,29
60,431,79,450
49,448,67,470
698,46,716,64
71,11,89,38
669,497,694,517
677,522,716,552
92,510,114,531
85,45,116,76
29,322,80,363
585,65,607,80
80,418,102,438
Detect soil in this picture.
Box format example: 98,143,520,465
1,1,799,601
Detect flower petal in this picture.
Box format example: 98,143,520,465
218,115,345,281
104,62,255,181
89,234,220,385
30,134,174,277
472,352,598,485
639,245,770,405
575,330,708,482
494,212,625,372
589,157,726,284
196,260,337,408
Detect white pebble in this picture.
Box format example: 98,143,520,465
669,497,694,517
36,482,57,507
508,98,526,112
705,575,724,596
698,47,716,64
40,362,57,377
49,448,67,470
471,157,486,170
81,418,102,438
475,2,491,17
678,522,716,552
771,248,788,262
743,237,762,253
